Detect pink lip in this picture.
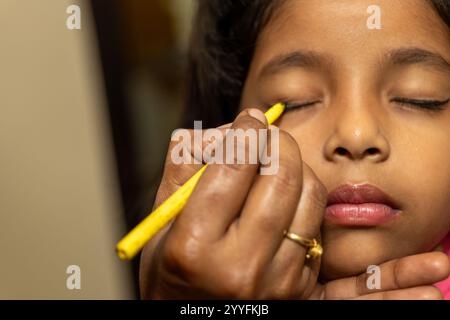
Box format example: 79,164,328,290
325,184,401,226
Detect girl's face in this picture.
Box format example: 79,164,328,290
240,0,450,280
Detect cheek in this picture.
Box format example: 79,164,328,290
393,118,450,219
395,131,450,243
274,113,330,184
275,110,324,158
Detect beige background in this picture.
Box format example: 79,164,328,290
0,0,134,299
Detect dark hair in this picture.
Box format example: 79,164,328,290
183,0,450,128
432,0,450,25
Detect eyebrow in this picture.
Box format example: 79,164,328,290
258,50,333,78
258,47,450,78
386,47,450,73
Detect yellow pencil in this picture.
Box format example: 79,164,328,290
116,102,286,260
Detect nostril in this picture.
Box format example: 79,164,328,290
336,147,347,156
366,148,379,156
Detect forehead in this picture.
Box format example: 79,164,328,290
252,0,450,71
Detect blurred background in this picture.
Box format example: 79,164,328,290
0,0,194,299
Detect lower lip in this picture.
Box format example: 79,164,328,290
325,203,399,226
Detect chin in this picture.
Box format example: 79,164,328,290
318,228,403,281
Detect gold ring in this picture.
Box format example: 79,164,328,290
283,230,323,259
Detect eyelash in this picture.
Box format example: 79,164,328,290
281,100,320,111
391,98,450,111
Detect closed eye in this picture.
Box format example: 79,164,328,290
391,97,450,111
283,100,321,111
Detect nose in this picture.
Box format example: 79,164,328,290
323,102,390,163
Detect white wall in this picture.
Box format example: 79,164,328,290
0,0,134,299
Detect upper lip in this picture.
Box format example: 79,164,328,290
327,183,400,209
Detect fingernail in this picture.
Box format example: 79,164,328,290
247,108,267,125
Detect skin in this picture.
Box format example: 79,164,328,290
139,0,450,298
